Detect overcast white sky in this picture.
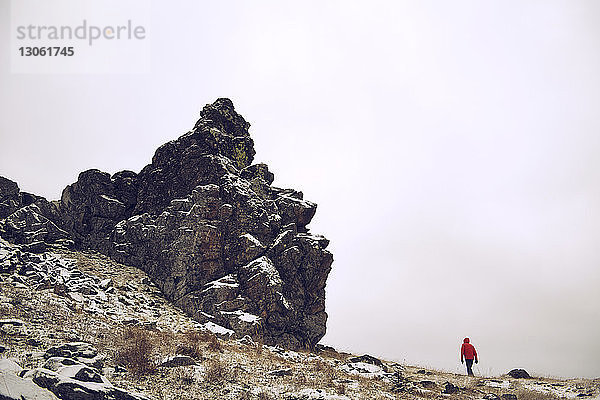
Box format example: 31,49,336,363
1,0,599,378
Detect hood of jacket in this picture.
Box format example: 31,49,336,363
464,338,470,343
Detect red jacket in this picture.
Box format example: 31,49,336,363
461,338,478,361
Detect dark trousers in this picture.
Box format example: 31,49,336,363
465,359,474,376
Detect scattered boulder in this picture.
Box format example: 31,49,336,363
57,364,107,384
160,355,198,368
43,343,106,372
442,381,459,394
420,380,436,388
501,394,518,400
341,361,385,377
508,368,531,379
44,342,98,359
26,338,43,347
0,319,24,327
347,354,387,372
266,368,293,377
315,344,337,353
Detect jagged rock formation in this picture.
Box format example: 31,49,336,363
0,98,333,349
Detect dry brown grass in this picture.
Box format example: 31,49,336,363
204,357,234,384
257,391,274,400
174,331,205,359
311,360,334,384
183,330,224,353
172,366,197,386
293,371,308,386
335,382,346,395
115,326,157,376
206,335,222,353
111,327,226,379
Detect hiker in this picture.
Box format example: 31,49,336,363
460,337,478,376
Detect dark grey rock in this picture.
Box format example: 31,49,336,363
44,342,98,359
0,176,20,219
508,368,531,379
26,338,42,347
442,381,459,394
59,169,137,249
237,335,256,347
42,357,81,372
43,354,104,373
159,355,197,368
25,367,61,389
0,319,24,327
266,368,293,377
52,364,107,385
501,394,517,400
0,204,71,251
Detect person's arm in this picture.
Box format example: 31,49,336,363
474,347,478,363
460,344,464,363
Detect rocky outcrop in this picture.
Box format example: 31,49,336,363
0,177,71,253
59,169,137,250
0,98,333,349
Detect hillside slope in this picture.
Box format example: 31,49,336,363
1,239,598,399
